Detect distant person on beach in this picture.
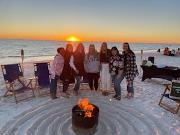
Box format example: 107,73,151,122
50,47,65,99
170,49,176,56
70,43,85,95
60,44,75,97
84,44,100,91
176,48,180,56
123,43,139,98
157,49,161,53
163,47,170,56
20,49,24,63
109,47,124,100
100,42,111,95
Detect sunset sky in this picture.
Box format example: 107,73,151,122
0,0,180,43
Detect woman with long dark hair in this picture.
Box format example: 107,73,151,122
70,43,85,95
100,42,111,95
109,47,124,100
60,44,74,97
84,44,100,91
122,42,139,98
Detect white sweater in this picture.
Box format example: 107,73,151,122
50,54,64,79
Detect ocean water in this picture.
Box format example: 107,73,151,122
0,39,180,65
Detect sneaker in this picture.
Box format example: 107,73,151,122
50,95,57,99
52,96,57,99
113,95,118,98
50,93,57,99
115,95,121,100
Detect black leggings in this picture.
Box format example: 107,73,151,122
87,73,99,90
62,79,70,92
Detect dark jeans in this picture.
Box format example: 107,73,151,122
127,81,134,94
50,75,59,96
87,73,99,90
112,73,124,96
62,79,70,92
74,76,82,91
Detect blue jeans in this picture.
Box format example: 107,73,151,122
127,81,134,94
112,73,124,96
50,75,59,96
74,76,82,91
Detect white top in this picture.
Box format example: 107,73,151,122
50,53,64,79
69,56,78,73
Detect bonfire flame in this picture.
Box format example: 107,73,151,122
78,98,95,118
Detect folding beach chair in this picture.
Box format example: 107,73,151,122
1,63,35,103
159,80,180,114
33,62,51,95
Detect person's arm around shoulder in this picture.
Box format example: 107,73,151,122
69,56,78,73
97,52,101,71
116,55,124,79
96,52,101,71
84,54,89,73
119,54,124,69
59,55,65,75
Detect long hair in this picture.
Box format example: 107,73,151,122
57,47,65,57
100,42,108,54
88,44,98,58
110,46,120,56
64,43,73,61
123,42,134,55
74,43,85,56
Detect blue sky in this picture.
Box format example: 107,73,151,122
0,0,180,43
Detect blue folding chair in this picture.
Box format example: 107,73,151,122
34,62,50,95
1,63,35,103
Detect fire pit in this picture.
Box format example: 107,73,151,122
72,98,99,131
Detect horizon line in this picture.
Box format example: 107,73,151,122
0,37,180,45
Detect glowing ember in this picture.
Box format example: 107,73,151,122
78,98,95,118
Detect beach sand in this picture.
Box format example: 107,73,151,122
0,51,180,135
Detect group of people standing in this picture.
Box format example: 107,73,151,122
163,47,180,56
50,42,139,100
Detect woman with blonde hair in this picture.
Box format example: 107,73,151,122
84,44,100,90
99,42,111,95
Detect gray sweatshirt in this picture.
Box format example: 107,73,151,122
84,53,100,73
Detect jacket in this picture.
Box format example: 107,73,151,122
123,51,139,81
50,53,64,79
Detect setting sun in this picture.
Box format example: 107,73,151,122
66,36,80,42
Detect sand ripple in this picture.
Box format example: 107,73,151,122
0,92,171,135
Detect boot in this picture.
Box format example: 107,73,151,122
50,92,57,99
